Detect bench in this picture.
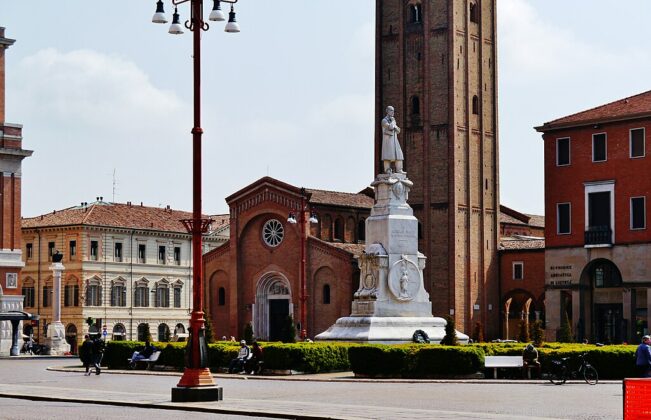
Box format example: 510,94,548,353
127,350,161,370
484,355,523,379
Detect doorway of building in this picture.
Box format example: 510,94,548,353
594,303,623,344
65,324,77,354
269,299,290,341
254,272,293,341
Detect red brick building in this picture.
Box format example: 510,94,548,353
537,90,651,343
0,27,33,355
375,0,500,337
203,177,371,340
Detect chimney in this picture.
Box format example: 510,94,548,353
0,27,17,124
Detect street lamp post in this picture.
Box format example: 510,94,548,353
151,0,240,403
287,188,318,340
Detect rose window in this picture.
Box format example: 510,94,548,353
262,219,284,247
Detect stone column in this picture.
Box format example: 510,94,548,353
545,289,562,342
45,262,70,355
622,288,635,343
572,289,581,341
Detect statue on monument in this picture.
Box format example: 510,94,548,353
381,105,404,174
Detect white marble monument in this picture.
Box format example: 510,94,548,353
45,252,71,355
315,106,468,344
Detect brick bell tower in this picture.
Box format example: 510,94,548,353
0,27,33,298
374,1,500,338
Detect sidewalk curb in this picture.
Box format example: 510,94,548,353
0,390,340,420
46,366,623,385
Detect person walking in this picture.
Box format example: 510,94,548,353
635,335,651,378
92,336,106,375
79,335,94,376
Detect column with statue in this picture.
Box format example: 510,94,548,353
45,251,70,355
316,106,468,344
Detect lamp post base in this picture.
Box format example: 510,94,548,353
171,385,223,402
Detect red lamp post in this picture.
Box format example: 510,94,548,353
151,0,240,402
288,188,318,340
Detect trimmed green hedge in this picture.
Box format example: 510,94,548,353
104,340,637,379
348,344,484,378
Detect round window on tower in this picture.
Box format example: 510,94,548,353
262,219,284,247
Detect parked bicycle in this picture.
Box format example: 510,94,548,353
548,353,598,385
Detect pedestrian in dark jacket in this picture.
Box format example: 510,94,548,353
92,337,106,375
636,335,651,377
79,335,94,376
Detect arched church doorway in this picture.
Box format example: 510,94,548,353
254,273,292,341
579,258,624,343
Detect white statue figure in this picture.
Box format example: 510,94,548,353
381,105,404,174
399,263,410,299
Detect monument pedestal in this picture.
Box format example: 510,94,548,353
45,321,70,355
316,171,468,344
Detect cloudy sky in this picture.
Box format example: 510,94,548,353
2,0,651,217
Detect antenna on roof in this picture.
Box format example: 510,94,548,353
112,169,117,203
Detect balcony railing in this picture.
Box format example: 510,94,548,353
584,225,612,246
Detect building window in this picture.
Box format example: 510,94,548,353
134,283,149,307
584,181,615,245
513,262,524,280
64,285,79,307
588,191,611,231
174,287,182,308
593,261,622,288
110,283,126,307
631,197,646,230
90,241,98,261
323,284,331,304
262,219,284,247
557,203,571,235
472,95,479,115
43,285,51,307
158,246,166,264
114,242,123,262
556,137,570,166
357,219,366,242
410,3,422,23
48,242,55,261
592,133,607,162
218,287,226,306
26,243,33,259
631,128,645,158
85,284,102,306
138,244,146,263
112,324,126,341
334,218,344,241
69,240,76,259
22,286,35,308
174,247,181,265
469,2,479,23
155,282,170,308
158,323,170,342
411,96,420,115
137,323,150,341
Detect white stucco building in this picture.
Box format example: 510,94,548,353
21,200,228,352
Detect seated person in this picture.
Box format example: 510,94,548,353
228,340,250,373
245,341,263,374
522,343,541,378
131,340,156,363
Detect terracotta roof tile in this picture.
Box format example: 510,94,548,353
305,188,374,209
537,89,651,131
22,202,217,233
326,241,366,256
499,237,545,251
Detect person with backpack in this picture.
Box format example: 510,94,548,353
92,336,106,375
79,335,94,376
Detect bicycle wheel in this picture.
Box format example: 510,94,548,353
583,365,598,385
